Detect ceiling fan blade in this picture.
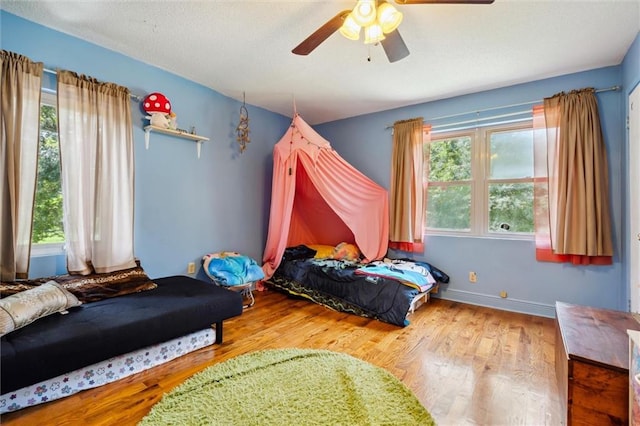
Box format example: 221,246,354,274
292,10,351,56
394,0,494,4
381,30,410,63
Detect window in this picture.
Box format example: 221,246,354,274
424,123,534,237
31,91,65,255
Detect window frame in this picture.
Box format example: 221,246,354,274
31,89,65,257
424,121,535,240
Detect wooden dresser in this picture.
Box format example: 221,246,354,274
555,301,640,425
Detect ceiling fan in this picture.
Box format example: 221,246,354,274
292,0,495,63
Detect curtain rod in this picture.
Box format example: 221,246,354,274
385,85,621,130
433,109,531,129
43,67,143,102
431,117,532,134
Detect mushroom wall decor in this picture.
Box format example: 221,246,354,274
143,92,176,129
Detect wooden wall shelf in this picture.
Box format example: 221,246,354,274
143,125,210,159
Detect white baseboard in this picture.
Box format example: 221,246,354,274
433,288,556,318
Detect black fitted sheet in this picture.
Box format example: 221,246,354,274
266,247,449,328
0,275,243,394
268,258,420,327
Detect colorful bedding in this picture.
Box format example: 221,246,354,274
266,246,449,327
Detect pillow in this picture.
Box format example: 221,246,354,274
306,244,335,259
331,242,361,262
0,261,157,303
0,281,81,337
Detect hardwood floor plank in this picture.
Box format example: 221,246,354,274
1,290,561,425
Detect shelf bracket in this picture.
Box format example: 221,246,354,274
144,127,151,150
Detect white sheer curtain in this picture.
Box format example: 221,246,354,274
0,50,43,280
57,70,136,274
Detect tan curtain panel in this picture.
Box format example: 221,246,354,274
57,70,136,275
533,88,613,265
0,50,43,280
389,117,427,253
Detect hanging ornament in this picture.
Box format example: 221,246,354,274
236,92,250,153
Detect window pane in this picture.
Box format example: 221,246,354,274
426,185,471,230
488,183,534,233
489,129,533,179
32,103,64,244
427,136,472,181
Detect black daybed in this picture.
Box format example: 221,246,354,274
0,275,243,413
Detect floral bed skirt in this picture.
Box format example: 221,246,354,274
0,328,215,414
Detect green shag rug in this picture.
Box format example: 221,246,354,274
139,348,435,426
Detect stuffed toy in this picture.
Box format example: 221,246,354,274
168,111,177,130
143,92,173,129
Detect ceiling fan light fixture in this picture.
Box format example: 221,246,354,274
364,23,385,44
377,2,403,34
352,0,377,27
339,13,361,40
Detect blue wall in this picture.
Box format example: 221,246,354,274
3,11,638,317
317,66,630,317
1,11,290,280
623,32,640,95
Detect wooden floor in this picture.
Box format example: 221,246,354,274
1,289,561,425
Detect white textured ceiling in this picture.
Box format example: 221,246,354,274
2,0,639,124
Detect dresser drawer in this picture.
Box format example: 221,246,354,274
569,359,628,425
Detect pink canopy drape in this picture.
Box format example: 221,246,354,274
262,114,389,279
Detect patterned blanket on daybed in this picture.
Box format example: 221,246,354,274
266,245,449,327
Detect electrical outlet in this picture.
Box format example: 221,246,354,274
187,262,196,274
469,271,477,283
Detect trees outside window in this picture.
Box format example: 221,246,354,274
424,123,534,237
31,91,64,252
426,136,472,231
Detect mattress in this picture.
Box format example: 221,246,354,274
0,328,215,413
0,275,243,394
267,249,447,327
